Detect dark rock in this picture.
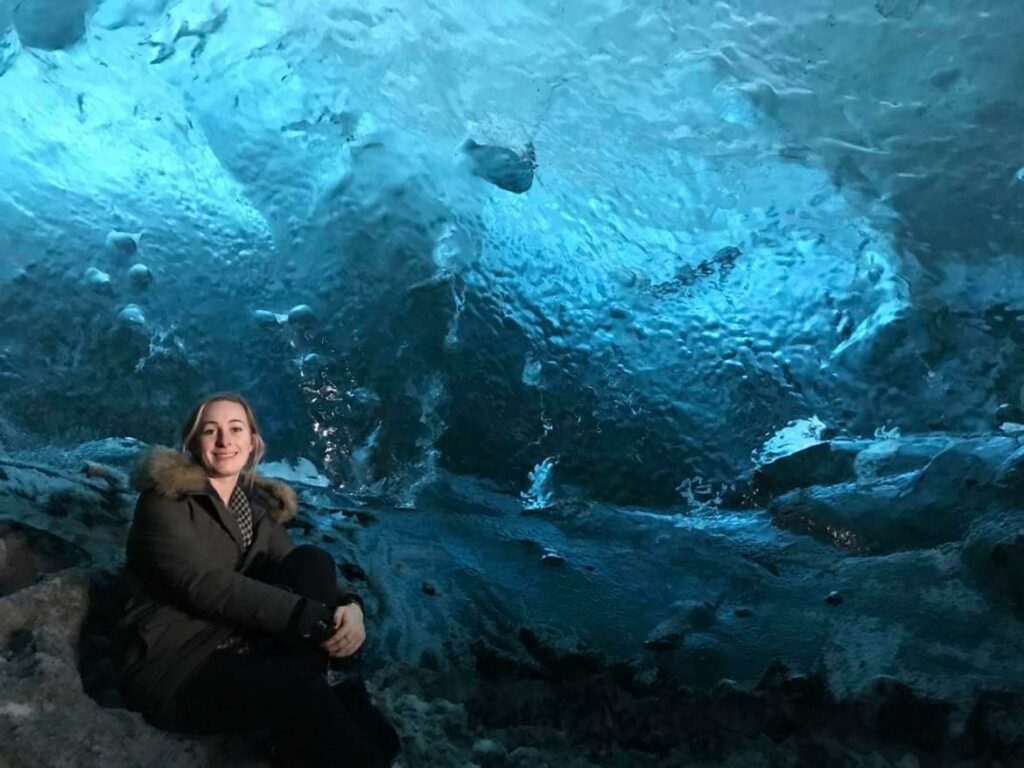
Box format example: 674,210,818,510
770,439,1015,553
644,617,684,650
472,639,546,681
909,440,1010,500
686,601,718,630
710,679,766,738
875,0,924,20
0,520,89,596
769,477,910,553
351,510,378,526
825,590,844,606
518,627,609,679
754,660,833,740
421,580,437,596
644,600,719,651
462,139,536,194
752,440,859,499
509,746,549,767
679,634,725,688
539,551,565,566
0,570,212,767
961,511,1024,607
851,435,953,479
83,460,124,489
964,690,1024,759
995,403,1024,426
856,677,951,751
12,0,89,50
77,569,129,709
338,561,367,581
994,444,1024,493
6,627,35,657
471,737,507,767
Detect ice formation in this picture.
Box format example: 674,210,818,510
1,1,1023,766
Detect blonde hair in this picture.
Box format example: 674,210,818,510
179,392,266,488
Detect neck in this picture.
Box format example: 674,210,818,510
208,474,240,505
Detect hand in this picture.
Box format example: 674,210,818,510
321,603,365,658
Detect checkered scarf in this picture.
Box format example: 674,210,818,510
228,484,254,549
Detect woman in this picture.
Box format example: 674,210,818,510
116,393,399,767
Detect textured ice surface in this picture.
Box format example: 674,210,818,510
0,0,1023,505
3,5,1024,764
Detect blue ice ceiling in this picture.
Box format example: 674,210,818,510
1,0,1022,504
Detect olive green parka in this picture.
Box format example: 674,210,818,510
116,447,354,728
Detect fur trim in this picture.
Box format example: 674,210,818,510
132,446,299,523
257,478,298,524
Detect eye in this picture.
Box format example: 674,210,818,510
231,426,244,433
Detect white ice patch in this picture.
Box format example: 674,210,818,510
753,416,828,466
521,457,557,510
873,424,901,440
0,701,35,718
83,267,111,287
521,355,541,387
260,457,329,488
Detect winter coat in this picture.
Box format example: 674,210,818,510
116,447,356,728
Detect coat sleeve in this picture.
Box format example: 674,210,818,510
127,492,302,635
265,518,296,562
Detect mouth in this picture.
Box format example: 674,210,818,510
213,452,238,460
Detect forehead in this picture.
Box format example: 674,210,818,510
200,399,248,423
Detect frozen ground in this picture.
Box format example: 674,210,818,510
1,432,1022,766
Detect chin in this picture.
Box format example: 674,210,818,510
206,460,245,476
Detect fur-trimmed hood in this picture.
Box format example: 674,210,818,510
131,446,298,523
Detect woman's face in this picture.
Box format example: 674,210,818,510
194,399,255,479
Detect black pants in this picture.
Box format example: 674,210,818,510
174,545,399,767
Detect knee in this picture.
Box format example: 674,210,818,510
280,544,337,598
287,544,334,570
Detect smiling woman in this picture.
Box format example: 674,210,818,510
115,392,399,767
182,396,263,502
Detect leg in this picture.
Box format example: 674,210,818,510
268,544,339,673
175,650,390,768
269,545,398,764
332,678,401,766
276,544,338,606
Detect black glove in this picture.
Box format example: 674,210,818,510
290,598,337,643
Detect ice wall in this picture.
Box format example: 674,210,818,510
0,0,1021,503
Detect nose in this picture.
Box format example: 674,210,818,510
215,430,230,447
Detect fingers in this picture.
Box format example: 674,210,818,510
322,627,365,657
320,604,366,657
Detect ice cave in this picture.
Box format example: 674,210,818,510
0,0,1022,765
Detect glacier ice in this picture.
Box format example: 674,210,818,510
0,2,1020,502
0,1,1023,763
